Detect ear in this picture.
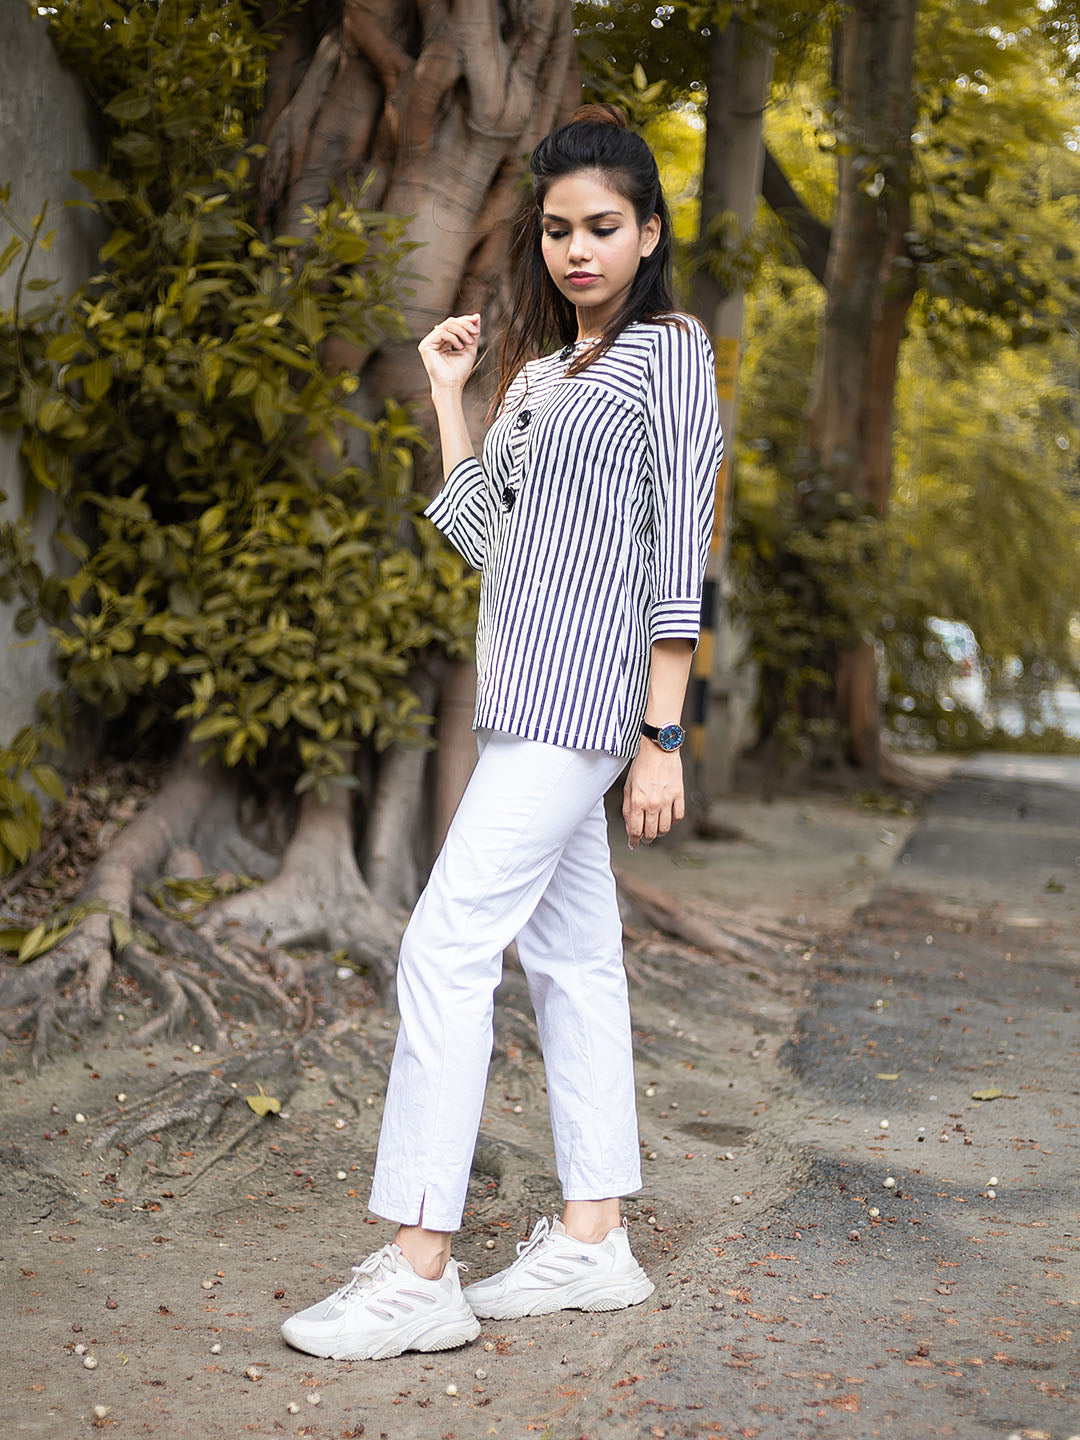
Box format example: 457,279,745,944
640,212,661,258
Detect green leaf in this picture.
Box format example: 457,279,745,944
72,168,127,203
228,367,259,399
83,358,112,402
45,332,85,365
252,380,278,441
31,765,65,802
99,228,135,264
198,504,227,538
110,914,134,951
36,397,68,433
17,923,47,963
0,235,23,279
104,91,152,123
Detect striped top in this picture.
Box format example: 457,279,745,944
423,313,724,758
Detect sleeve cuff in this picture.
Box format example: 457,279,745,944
423,456,487,570
650,597,701,651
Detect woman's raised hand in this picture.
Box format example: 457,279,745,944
418,312,482,391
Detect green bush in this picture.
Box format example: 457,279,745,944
0,0,477,874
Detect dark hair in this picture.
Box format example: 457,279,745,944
486,102,689,421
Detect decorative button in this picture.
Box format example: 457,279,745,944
559,342,575,360
501,485,517,511
515,408,532,430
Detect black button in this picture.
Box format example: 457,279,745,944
515,408,532,429
559,343,574,360
501,485,517,511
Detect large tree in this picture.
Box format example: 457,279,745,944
0,0,581,1070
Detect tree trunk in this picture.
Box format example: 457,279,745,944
255,0,580,888
805,0,919,774
689,17,775,803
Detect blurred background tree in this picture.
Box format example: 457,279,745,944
578,0,1080,781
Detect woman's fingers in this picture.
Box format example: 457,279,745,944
623,788,643,849
420,313,480,353
624,781,682,845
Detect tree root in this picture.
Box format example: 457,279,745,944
171,1110,270,1197
88,1042,300,1153
0,744,312,1067
208,784,403,1000
616,871,802,966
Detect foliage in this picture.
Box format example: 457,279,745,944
0,693,66,876
0,0,478,869
728,0,1080,756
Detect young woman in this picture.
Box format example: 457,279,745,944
281,102,724,1362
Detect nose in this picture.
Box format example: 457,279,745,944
568,231,592,264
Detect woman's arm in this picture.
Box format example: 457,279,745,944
417,313,489,568
622,638,694,849
623,318,724,848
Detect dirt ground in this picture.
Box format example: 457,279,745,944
0,762,947,1439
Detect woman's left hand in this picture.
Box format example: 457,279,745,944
623,743,685,849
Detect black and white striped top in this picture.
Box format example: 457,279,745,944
424,313,724,758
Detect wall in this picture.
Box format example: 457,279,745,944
0,0,100,747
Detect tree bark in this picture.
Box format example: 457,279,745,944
804,0,919,775
690,17,775,801
210,784,402,992
255,0,581,887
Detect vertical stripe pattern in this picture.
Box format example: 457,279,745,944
423,313,724,758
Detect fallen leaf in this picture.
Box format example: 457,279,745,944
245,1082,282,1117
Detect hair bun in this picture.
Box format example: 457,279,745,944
567,102,628,129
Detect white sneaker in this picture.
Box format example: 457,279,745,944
280,1243,481,1360
462,1215,655,1320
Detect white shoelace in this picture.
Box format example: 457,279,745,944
510,1216,555,1268
332,1244,400,1304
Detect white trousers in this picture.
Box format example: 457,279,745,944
367,727,641,1232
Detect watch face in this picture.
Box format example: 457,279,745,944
657,723,684,752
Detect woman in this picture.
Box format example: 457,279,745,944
281,101,724,1362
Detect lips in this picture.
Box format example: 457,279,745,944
567,272,599,279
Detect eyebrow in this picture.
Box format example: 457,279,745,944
541,210,624,223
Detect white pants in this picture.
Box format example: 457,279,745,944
367,727,641,1232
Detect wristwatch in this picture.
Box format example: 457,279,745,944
640,721,685,753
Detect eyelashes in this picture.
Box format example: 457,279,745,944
543,228,618,240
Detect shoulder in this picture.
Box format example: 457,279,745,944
637,312,714,384
641,311,712,347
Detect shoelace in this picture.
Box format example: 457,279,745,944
332,1244,400,1304
510,1215,555,1269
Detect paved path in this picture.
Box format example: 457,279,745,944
573,756,1080,1439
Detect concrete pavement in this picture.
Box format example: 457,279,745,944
569,755,1080,1438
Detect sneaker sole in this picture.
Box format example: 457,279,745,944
465,1271,655,1320
281,1309,481,1362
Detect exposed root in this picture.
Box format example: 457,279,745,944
88,1042,300,1153
133,897,301,1022
616,871,802,966
0,744,220,1065
208,785,403,999
171,1110,269,1197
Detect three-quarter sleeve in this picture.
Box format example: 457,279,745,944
423,455,488,571
643,318,724,649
